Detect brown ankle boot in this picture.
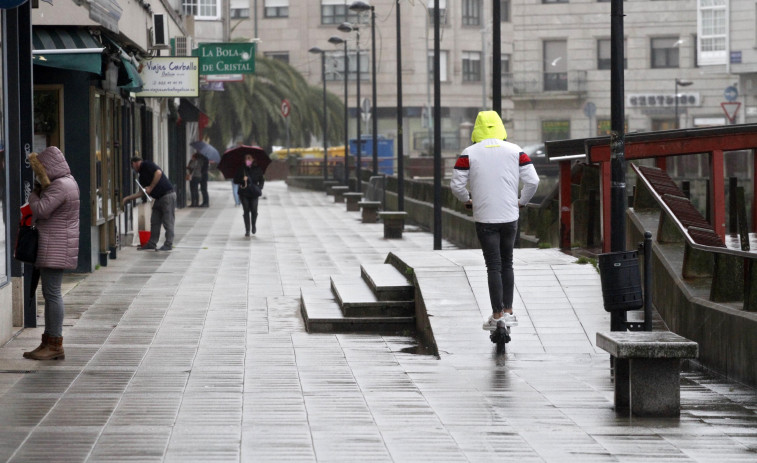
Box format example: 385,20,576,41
23,333,49,359
25,336,65,361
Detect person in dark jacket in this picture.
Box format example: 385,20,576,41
233,154,265,236
122,157,176,251
23,146,80,361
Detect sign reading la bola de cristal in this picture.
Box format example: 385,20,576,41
197,42,256,75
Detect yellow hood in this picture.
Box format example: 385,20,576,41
471,110,507,142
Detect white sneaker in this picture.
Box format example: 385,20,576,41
483,313,504,331
501,313,518,327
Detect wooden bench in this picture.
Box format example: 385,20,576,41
596,331,698,417
378,211,408,239
358,201,381,223
324,180,340,195
343,192,364,212
331,186,349,203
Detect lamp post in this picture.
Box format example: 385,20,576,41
674,78,693,129
338,21,362,192
395,0,404,211
329,36,349,186
308,46,329,181
349,1,378,177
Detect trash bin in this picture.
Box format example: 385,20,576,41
598,250,643,312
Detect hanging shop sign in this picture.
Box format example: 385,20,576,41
136,57,199,97
197,42,256,75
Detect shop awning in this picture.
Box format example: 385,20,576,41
32,28,104,75
116,52,143,92
102,36,143,92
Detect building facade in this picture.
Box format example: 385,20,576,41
0,0,196,344
236,0,755,158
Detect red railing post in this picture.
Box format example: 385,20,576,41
710,149,726,241
559,160,572,250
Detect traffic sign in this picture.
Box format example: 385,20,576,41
724,86,738,102
721,102,741,123
281,99,291,118
583,102,596,118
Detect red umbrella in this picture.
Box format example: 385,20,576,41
217,145,271,179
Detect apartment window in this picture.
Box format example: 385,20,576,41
329,50,369,81
264,52,289,64
231,8,250,18
543,40,567,91
183,0,220,19
697,0,727,65
500,0,510,22
501,54,512,92
427,50,449,82
231,0,249,18
651,37,680,68
542,120,570,141
322,0,359,25
597,39,627,70
462,51,482,82
462,0,482,26
427,0,447,26
501,54,511,73
264,0,288,18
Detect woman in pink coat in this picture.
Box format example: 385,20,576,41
23,146,80,361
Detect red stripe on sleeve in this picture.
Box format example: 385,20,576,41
519,153,532,166
454,155,470,170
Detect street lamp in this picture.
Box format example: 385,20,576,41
308,46,329,181
395,0,404,211
349,1,378,177
329,35,349,187
674,78,693,129
338,21,362,192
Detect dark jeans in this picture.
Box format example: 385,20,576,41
475,221,518,314
190,177,201,206
200,177,209,206
240,195,259,233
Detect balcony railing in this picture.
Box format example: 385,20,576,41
511,70,587,97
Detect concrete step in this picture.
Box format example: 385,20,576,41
300,286,414,334
330,275,415,317
361,263,414,301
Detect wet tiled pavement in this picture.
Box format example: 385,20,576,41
0,181,755,462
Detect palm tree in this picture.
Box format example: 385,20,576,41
200,55,344,153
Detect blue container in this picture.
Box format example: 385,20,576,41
349,136,394,175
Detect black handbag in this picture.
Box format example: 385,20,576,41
14,224,38,263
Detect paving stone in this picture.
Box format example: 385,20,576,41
0,182,755,462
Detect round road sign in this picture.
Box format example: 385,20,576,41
724,86,738,102
281,99,291,118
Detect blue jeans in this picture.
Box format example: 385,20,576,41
231,181,241,205
475,221,518,314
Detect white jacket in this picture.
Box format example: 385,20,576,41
450,138,540,224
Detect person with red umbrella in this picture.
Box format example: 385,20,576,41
233,153,265,236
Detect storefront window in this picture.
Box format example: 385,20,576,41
92,92,104,223
0,20,7,284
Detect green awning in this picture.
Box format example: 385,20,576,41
117,53,143,92
32,28,104,75
102,36,143,92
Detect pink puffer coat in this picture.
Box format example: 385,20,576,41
28,147,80,270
